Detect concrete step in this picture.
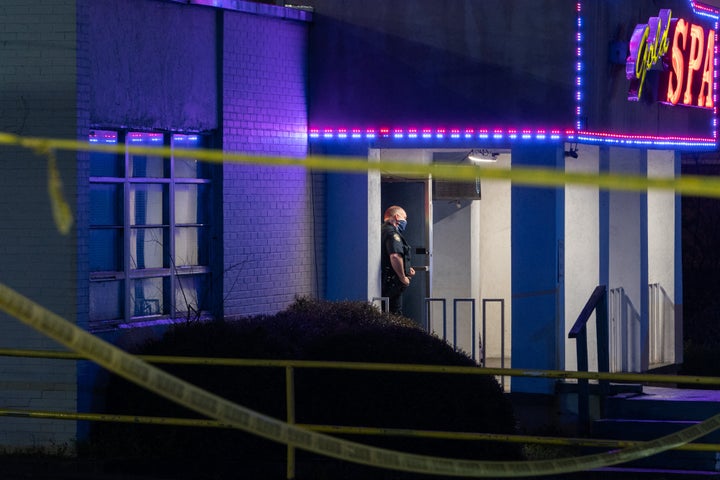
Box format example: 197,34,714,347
604,387,720,422
591,388,720,473
592,418,720,471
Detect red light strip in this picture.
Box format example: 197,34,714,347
307,1,719,149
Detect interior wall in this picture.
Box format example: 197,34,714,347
432,201,474,354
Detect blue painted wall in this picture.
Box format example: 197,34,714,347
311,143,371,301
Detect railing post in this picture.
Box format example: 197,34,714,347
595,286,609,396
425,298,447,340
372,296,389,313
568,285,608,436
286,366,296,479
481,299,505,374
575,328,589,435
453,298,476,358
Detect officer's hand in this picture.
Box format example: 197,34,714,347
408,268,416,277
401,275,411,286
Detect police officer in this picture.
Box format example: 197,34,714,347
381,205,415,315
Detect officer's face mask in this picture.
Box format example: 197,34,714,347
397,219,407,233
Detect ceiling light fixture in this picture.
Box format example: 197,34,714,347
564,144,579,158
467,149,498,163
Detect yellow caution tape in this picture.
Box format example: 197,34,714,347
2,281,720,477
2,131,720,202
2,130,720,236
4,347,720,387
46,150,74,235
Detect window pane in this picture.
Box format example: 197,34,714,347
89,130,214,327
172,134,208,179
130,184,167,225
89,130,122,177
128,132,167,178
131,277,168,317
175,274,208,318
175,226,209,266
90,229,123,271
90,280,123,321
90,184,122,226
175,184,210,224
130,227,167,270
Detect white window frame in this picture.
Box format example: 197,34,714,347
89,130,214,329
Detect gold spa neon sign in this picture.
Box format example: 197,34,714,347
627,8,715,108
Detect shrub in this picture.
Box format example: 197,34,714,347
88,298,521,479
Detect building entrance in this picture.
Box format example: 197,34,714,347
375,149,512,372
380,179,430,328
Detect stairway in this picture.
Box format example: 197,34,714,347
591,386,720,475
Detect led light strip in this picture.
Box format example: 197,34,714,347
308,128,570,142
309,127,717,148
576,1,584,130
309,1,720,149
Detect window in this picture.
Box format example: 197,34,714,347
89,130,215,329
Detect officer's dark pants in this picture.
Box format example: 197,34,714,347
382,277,406,315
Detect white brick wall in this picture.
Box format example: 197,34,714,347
0,0,79,450
222,12,321,318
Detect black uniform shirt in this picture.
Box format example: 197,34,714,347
381,221,412,277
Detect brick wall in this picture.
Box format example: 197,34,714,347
0,0,79,449
222,11,322,317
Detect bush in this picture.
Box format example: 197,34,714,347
87,298,521,480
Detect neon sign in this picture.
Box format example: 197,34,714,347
627,9,715,108
664,17,715,107
310,2,719,150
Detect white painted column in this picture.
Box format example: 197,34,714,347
647,149,679,367
477,153,512,371
564,144,600,372
607,147,648,372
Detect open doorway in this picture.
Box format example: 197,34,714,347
380,178,430,328
374,148,512,372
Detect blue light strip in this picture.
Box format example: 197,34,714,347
308,0,719,150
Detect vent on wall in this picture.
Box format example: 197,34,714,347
432,151,481,200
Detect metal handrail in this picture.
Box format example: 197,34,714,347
9,345,720,477
453,298,476,357
568,284,609,435
5,347,720,477
5,348,720,384
371,296,389,313
424,297,447,340
3,406,720,452
425,297,491,366
481,298,505,373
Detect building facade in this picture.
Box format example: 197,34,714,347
0,0,716,449
0,0,317,449
308,0,715,393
